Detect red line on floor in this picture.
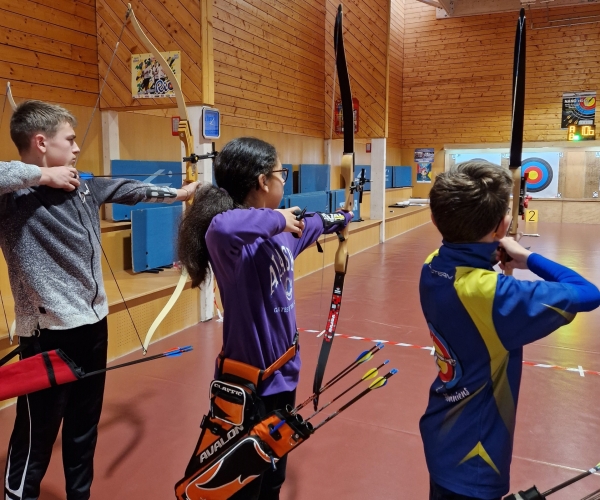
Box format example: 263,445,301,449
298,328,600,378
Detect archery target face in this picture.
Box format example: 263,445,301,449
581,96,596,114
521,152,560,197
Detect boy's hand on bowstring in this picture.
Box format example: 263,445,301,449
39,166,80,191
276,206,305,237
498,236,532,272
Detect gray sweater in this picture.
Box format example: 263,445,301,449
0,161,179,337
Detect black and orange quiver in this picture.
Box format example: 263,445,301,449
175,340,299,500
175,408,313,500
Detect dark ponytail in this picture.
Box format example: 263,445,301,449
178,137,278,288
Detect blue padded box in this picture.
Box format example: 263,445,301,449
282,164,294,196
392,166,412,187
286,191,329,213
299,164,330,193
131,205,182,273
354,165,371,191
329,189,360,222
109,160,183,221
386,167,393,188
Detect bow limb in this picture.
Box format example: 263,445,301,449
312,4,355,407
506,9,526,277
6,82,17,111
334,3,354,275
127,4,197,187
127,4,198,353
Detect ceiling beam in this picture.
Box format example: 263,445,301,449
427,0,600,18
416,0,443,8
436,0,455,15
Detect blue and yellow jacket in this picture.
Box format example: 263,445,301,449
419,241,600,499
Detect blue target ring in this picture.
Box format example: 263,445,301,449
522,157,553,193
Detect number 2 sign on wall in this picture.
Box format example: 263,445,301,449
526,209,538,222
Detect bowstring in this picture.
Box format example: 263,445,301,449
0,87,13,341
75,6,132,170
71,6,144,352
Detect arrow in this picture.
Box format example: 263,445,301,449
503,462,600,499
83,345,193,378
306,360,389,422
542,462,600,497
580,488,600,500
312,368,397,431
293,343,384,413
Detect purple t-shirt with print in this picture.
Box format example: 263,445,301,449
206,208,351,396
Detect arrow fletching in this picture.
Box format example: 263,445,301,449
368,376,387,389
361,360,388,381
163,346,193,357
312,368,397,430
356,350,374,363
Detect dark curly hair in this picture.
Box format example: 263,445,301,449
178,137,278,287
429,160,512,243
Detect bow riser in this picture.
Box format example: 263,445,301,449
178,119,198,193
335,154,353,273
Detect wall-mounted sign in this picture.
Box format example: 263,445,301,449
562,91,596,128
414,148,434,163
131,51,181,99
334,97,359,134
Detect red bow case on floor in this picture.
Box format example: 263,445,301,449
0,347,82,401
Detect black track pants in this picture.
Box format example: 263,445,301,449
4,318,108,500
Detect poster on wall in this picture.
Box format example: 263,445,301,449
452,153,502,166
334,97,359,134
561,92,596,128
417,162,432,183
414,148,434,163
131,51,181,99
521,152,560,198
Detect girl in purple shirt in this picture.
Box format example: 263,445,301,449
178,137,351,499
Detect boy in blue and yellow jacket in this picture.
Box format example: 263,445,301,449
419,160,600,500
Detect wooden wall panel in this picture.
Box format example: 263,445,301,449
324,0,389,140
216,125,324,165
118,111,180,162
402,3,600,147
0,0,99,107
214,0,325,136
388,0,404,145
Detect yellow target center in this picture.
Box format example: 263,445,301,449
528,171,539,181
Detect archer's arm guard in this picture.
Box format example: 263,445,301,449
317,212,349,231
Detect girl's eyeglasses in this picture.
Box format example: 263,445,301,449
271,168,289,183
